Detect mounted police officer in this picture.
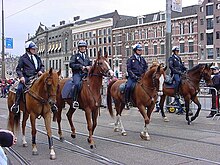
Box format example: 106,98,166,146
69,40,92,108
125,43,148,106
11,41,45,113
168,46,187,98
168,46,187,114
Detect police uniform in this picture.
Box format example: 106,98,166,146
69,52,92,104
168,54,187,94
125,54,148,104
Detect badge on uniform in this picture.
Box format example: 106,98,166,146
132,60,135,63
77,57,79,60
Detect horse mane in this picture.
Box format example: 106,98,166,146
188,64,205,73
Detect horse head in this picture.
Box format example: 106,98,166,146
201,63,213,86
144,64,166,96
89,51,114,77
42,68,61,112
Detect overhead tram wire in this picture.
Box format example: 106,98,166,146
4,0,46,20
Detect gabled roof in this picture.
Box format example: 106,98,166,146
35,22,49,35
115,5,199,28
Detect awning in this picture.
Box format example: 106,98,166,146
47,45,51,52
50,44,55,52
57,43,61,51
54,43,58,52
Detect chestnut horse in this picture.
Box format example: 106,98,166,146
107,64,166,140
159,63,213,125
56,52,114,148
7,68,61,159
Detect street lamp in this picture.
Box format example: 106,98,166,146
1,0,5,79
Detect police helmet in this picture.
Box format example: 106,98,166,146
25,41,37,49
172,46,180,52
78,40,87,48
210,66,219,70
133,44,143,52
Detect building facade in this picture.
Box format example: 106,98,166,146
197,0,220,67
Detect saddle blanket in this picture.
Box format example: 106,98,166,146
61,79,74,99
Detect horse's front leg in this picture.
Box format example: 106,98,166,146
184,100,191,125
139,105,150,140
191,96,201,122
66,106,76,139
159,95,169,122
22,111,29,147
44,112,56,160
85,109,95,149
30,114,38,155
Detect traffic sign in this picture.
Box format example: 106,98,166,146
172,0,182,13
5,38,13,49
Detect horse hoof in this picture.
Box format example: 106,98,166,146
71,134,76,139
163,117,170,122
50,154,56,160
90,144,96,149
189,112,193,116
188,121,191,125
140,132,150,141
121,132,127,136
32,151,38,155
23,143,28,147
60,137,65,142
114,128,119,132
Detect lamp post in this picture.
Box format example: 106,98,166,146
1,0,5,79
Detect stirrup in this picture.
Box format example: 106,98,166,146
73,101,79,108
10,104,19,114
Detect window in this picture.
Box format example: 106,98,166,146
108,46,112,55
189,42,194,53
188,22,194,33
154,44,157,55
154,28,157,38
64,39,68,54
161,26,165,37
180,43,185,53
207,18,213,29
99,38,102,44
217,16,220,23
126,47,130,56
207,48,213,59
179,23,184,35
216,4,220,9
98,29,102,36
207,33,213,45
103,47,107,54
145,29,148,39
160,44,165,54
103,28,106,35
200,33,204,41
103,37,107,44
89,49,92,57
145,45,148,55
93,38,96,45
200,19,204,25
138,18,143,24
216,31,220,39
93,48,97,57
108,36,111,43
107,28,111,35
206,5,214,16
201,48,205,60
217,48,220,58
200,6,204,12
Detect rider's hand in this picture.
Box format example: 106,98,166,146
38,71,43,76
20,77,25,84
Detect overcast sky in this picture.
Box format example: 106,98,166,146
2,0,199,56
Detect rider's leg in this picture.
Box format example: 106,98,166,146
125,78,132,107
11,82,24,113
72,74,81,108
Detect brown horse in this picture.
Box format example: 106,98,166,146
107,64,166,140
7,68,61,159
159,63,213,125
56,52,114,148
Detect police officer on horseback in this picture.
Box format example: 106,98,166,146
125,43,148,106
11,41,45,113
168,46,187,98
69,40,92,108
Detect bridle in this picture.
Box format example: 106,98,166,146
89,59,111,77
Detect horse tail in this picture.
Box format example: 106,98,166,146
107,79,117,118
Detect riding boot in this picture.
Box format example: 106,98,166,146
72,86,79,108
175,97,184,115
124,88,130,108
11,91,22,114
206,110,216,118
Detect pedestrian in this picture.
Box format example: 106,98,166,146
69,40,92,108
0,129,17,165
168,46,187,114
206,66,220,118
125,43,148,107
10,41,45,114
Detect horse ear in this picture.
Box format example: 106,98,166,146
163,66,167,71
57,68,61,76
104,51,108,58
209,62,213,68
49,68,53,75
157,65,161,72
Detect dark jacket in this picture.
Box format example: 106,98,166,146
127,54,148,80
69,52,92,74
16,53,45,78
210,73,220,90
168,54,187,76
